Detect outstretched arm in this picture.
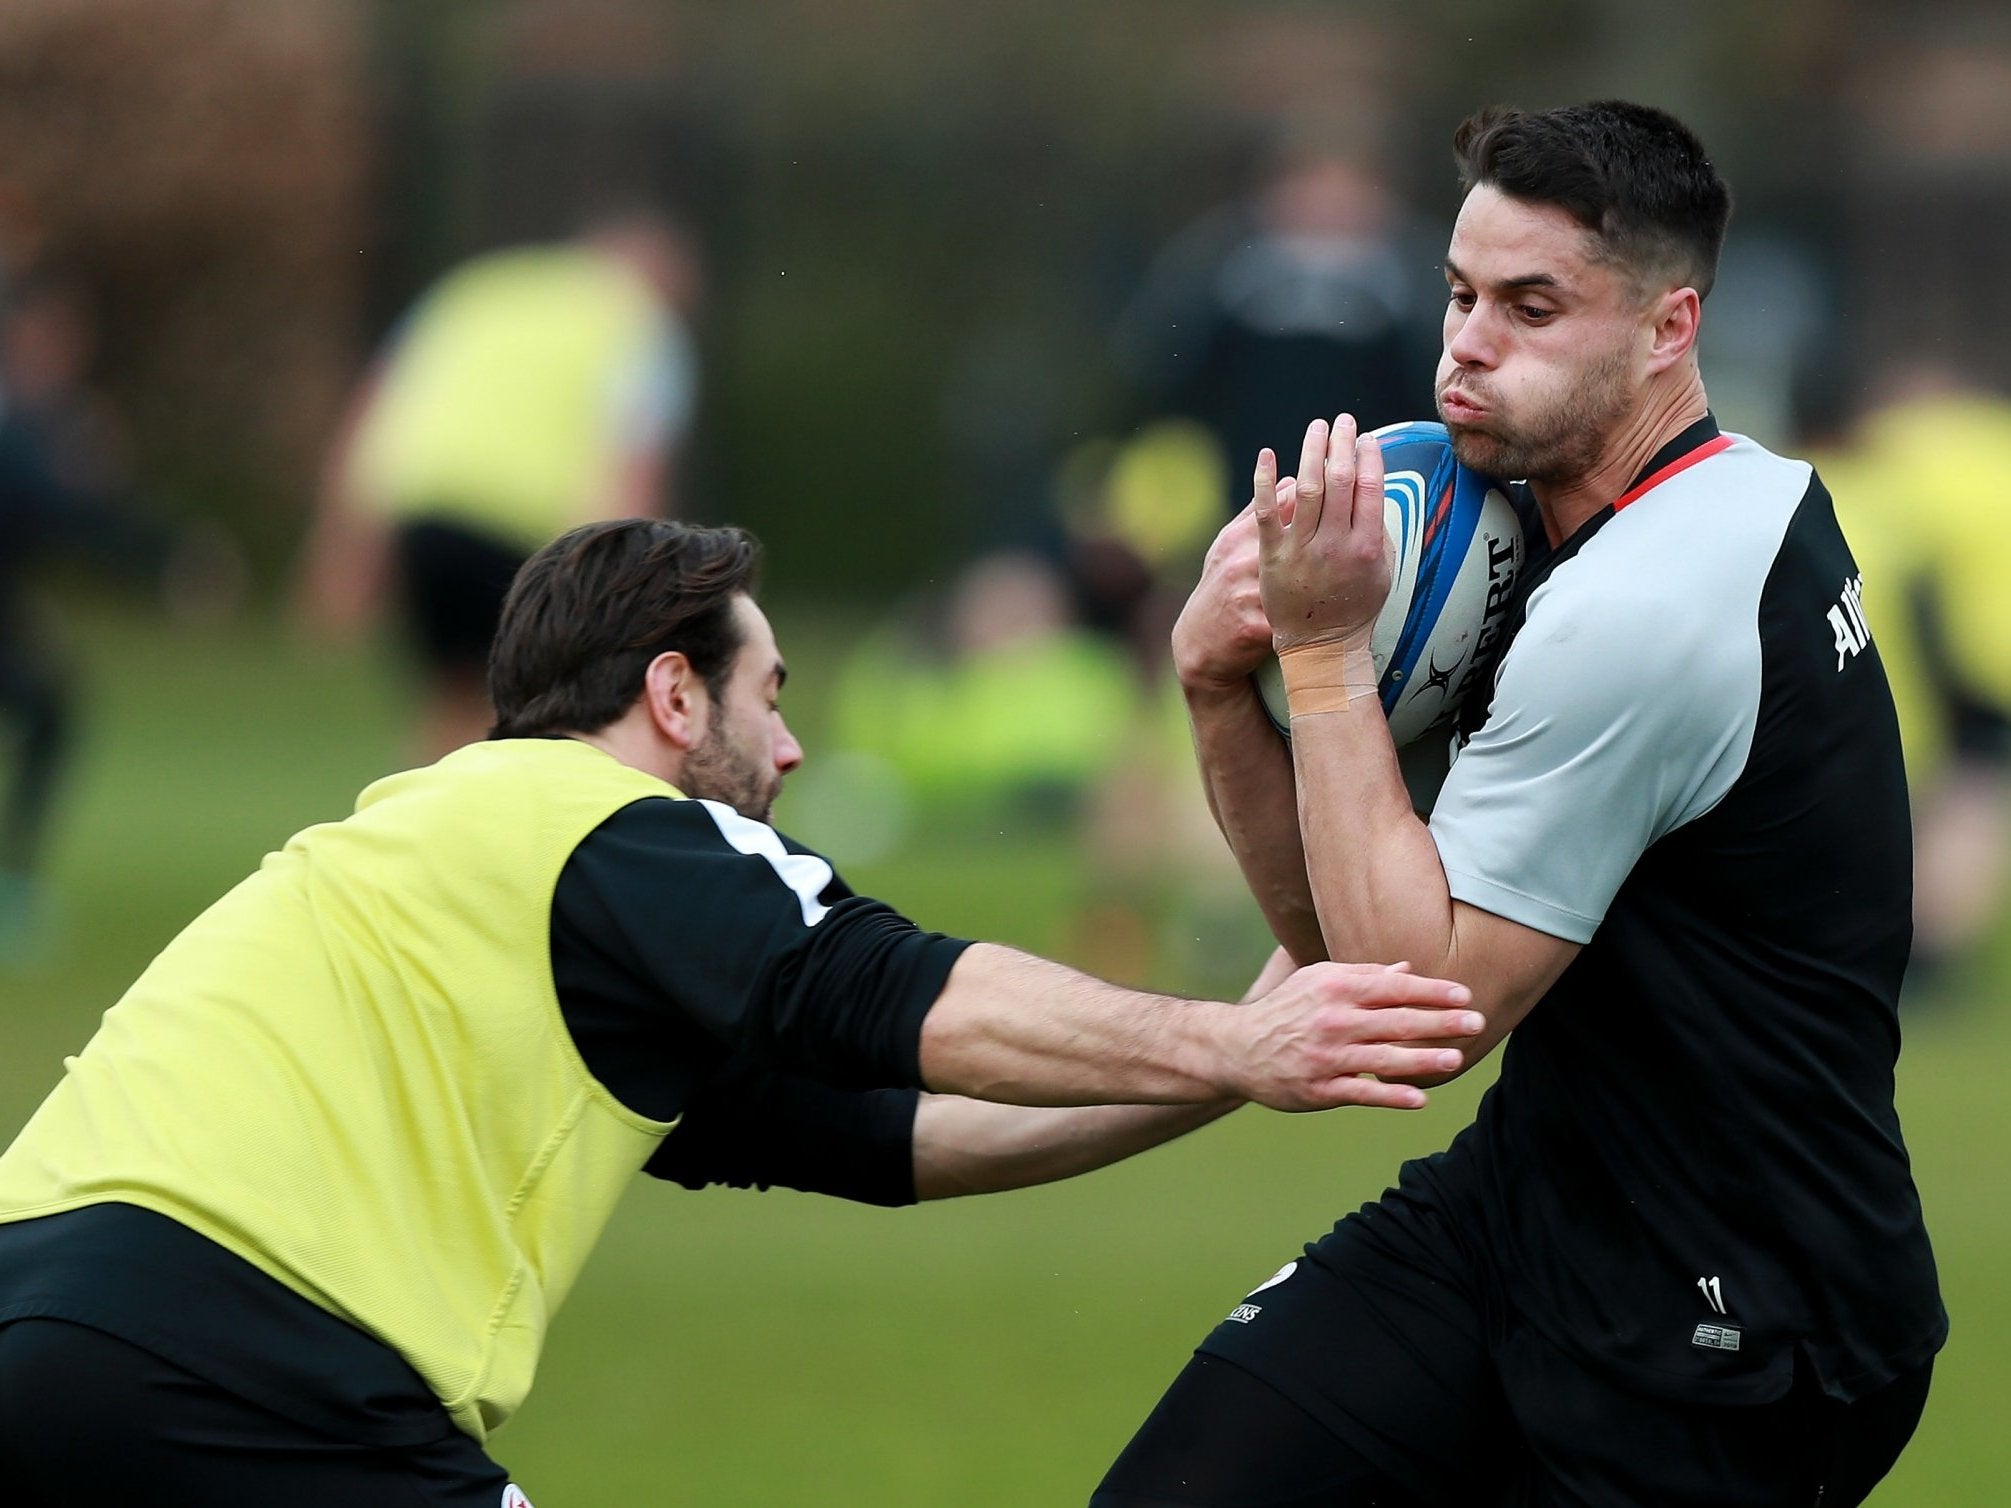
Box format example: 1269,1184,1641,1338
660,947,1455,1202
909,945,1294,1198
910,1096,1232,1199
916,942,1479,1112
568,798,1478,1114
294,361,394,640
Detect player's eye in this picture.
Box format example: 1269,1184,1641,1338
1517,304,1555,323
1448,289,1476,311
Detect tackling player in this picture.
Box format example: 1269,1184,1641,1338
0,517,1481,1505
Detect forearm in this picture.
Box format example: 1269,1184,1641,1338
912,1096,1238,1199
296,366,390,623
917,943,1229,1105
1291,706,1460,974
910,945,1293,1196
1290,707,1566,1081
295,502,389,638
917,942,1481,1113
1185,680,1326,962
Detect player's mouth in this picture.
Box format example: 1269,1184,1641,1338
1437,386,1487,424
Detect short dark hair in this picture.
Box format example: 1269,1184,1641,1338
488,519,761,739
1452,100,1732,299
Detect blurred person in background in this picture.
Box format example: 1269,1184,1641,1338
0,272,236,959
297,209,703,762
1795,347,2011,997
1077,117,1445,688
1111,122,1444,525
0,517,1482,1505
829,549,1139,830
823,545,1238,989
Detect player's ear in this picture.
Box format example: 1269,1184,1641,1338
641,650,708,750
1646,286,1702,373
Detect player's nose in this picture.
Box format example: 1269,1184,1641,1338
1445,303,1499,369
774,719,804,774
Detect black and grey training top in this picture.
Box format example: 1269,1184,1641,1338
1420,414,1944,1405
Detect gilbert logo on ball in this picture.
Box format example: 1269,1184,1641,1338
1255,420,1524,747
502,1486,535,1508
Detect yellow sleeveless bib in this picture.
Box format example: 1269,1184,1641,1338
0,739,681,1440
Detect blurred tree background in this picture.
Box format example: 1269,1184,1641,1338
5,2,2011,1502
4,0,2007,599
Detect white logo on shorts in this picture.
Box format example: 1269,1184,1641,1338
503,1486,535,1508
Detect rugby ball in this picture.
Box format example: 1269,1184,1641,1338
1255,420,1523,747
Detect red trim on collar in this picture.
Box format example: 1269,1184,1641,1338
1613,433,1733,512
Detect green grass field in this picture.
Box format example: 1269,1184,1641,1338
2,597,2006,1503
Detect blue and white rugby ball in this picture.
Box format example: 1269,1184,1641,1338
1255,420,1524,747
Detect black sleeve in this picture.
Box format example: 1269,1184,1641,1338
550,796,973,1121
643,1061,920,1207
740,894,971,1087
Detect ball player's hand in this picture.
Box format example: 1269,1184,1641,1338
1172,494,1287,693
1254,413,1393,653
1219,961,1482,1110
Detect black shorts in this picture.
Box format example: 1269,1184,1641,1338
0,1319,528,1507
1100,1191,1932,1508
392,516,530,678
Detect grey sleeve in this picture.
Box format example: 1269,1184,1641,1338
1428,573,1759,942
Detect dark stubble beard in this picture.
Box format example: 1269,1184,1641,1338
683,722,779,825
1441,343,1634,486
